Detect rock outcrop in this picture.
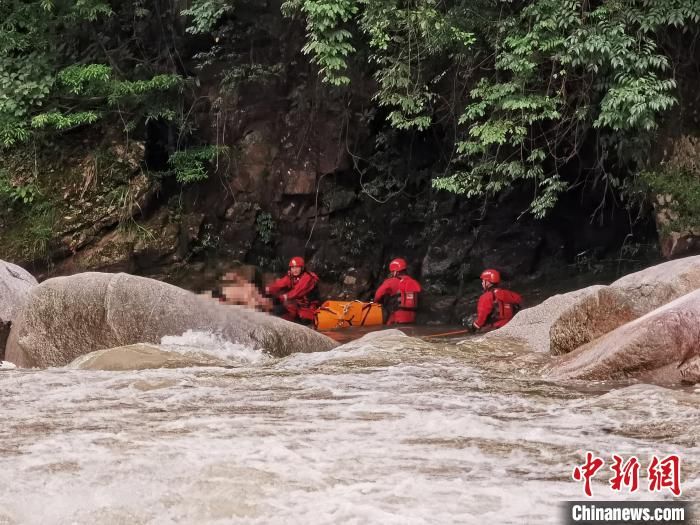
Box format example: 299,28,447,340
550,255,700,354
484,285,607,353
546,289,700,384
5,272,336,368
0,261,37,359
650,134,700,260
488,255,700,356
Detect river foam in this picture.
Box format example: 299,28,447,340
160,330,270,365
0,331,697,524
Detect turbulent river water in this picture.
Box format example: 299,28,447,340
1,330,698,524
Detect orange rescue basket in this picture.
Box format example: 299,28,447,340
314,300,384,331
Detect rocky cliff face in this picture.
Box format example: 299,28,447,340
648,47,700,260
0,127,656,323
0,3,669,323
652,135,700,258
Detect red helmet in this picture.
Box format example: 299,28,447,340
289,256,305,268
389,258,407,272
480,268,500,284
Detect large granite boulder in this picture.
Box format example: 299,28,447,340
550,255,700,355
610,254,700,309
484,285,607,353
0,261,37,359
5,272,336,368
548,286,636,356
546,289,700,384
488,255,700,355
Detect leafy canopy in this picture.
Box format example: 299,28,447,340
285,0,700,216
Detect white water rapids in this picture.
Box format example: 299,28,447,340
1,330,698,524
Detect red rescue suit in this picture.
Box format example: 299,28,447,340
267,271,320,322
374,274,422,325
474,288,522,330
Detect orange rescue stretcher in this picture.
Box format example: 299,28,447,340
313,300,384,331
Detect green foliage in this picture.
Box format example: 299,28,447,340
0,123,31,149
2,0,698,232
108,75,183,102
29,66,183,135
0,1,108,146
255,212,276,245
434,0,697,217
331,217,376,256
640,168,700,233
0,171,41,205
0,54,53,146
362,0,475,130
0,3,185,147
32,111,101,131
168,145,229,184
0,191,55,262
181,0,234,34
289,0,700,216
23,204,55,260
284,0,475,125
40,0,112,21
220,63,285,94
188,9,287,98
283,0,358,85
57,64,112,95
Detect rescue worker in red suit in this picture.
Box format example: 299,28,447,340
373,258,422,325
467,269,522,332
265,257,320,324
